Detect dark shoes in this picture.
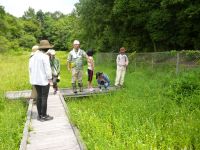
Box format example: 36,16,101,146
37,115,53,122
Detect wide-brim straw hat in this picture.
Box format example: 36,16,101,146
38,40,53,49
120,47,126,52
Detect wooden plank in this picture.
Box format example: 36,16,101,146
26,93,82,150
60,86,116,98
5,87,117,99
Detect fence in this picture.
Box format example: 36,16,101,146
95,51,200,74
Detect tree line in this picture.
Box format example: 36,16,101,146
0,0,200,53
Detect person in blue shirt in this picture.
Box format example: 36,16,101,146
96,72,110,91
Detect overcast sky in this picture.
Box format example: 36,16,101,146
0,0,79,17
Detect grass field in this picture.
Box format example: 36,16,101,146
0,51,199,149
67,68,200,149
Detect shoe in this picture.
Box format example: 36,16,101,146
73,91,77,94
115,85,120,88
105,88,109,91
53,91,57,95
90,88,94,92
37,115,42,121
41,115,53,121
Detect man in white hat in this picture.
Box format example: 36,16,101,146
67,40,88,93
29,40,53,121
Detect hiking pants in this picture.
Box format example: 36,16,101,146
35,84,50,117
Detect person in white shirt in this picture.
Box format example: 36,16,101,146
29,40,53,121
114,47,129,87
30,45,39,104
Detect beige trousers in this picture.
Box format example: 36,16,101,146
115,66,126,86
71,68,83,83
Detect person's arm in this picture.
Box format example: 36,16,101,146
125,55,129,66
56,59,60,74
67,53,72,71
43,55,52,83
116,55,120,66
104,75,110,84
83,50,88,59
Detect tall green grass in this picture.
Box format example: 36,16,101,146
0,52,29,150
67,67,200,149
1,51,199,149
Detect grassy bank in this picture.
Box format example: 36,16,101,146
67,67,200,149
0,52,29,150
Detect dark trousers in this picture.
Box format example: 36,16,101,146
35,84,50,117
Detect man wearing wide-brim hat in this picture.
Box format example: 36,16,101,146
29,40,54,121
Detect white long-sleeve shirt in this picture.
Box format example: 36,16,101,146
29,50,52,86
116,54,129,67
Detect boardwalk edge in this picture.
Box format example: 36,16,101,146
59,93,87,150
19,99,33,150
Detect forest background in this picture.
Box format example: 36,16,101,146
0,0,200,53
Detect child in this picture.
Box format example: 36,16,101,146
96,72,110,91
115,47,129,87
47,49,60,94
87,50,95,92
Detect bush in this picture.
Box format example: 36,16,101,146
18,34,37,49
166,71,200,103
0,36,10,52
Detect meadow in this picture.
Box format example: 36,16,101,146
0,51,199,149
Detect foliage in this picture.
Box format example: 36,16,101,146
165,70,200,103
76,0,200,52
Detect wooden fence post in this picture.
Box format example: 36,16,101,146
176,52,180,75
151,53,154,69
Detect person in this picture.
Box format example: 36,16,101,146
29,40,53,121
96,72,110,91
30,45,39,104
87,49,95,92
114,47,129,88
47,49,60,94
67,40,88,93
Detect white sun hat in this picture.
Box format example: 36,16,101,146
73,40,80,45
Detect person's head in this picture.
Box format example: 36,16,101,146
119,47,126,54
96,72,103,79
30,45,39,56
47,49,56,59
38,40,53,52
87,49,93,56
32,45,39,52
73,40,80,51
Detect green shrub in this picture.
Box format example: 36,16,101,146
165,71,200,104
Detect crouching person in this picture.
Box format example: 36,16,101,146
96,72,110,91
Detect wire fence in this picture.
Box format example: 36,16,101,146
95,51,200,74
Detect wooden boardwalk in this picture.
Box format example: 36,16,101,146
5,86,116,150
6,87,116,100
26,93,82,150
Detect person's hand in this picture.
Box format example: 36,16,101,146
68,67,71,72
48,79,53,85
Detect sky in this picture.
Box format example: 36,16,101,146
0,0,79,17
